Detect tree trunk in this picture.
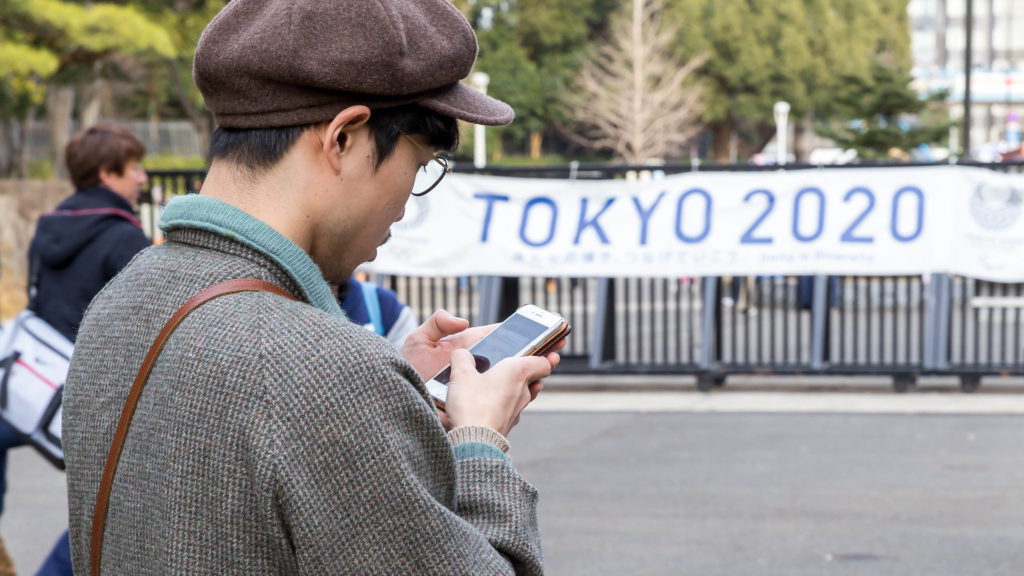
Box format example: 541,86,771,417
80,75,108,129
197,113,213,160
529,132,543,160
491,134,503,164
48,85,75,180
0,121,10,177
630,0,644,165
754,123,777,156
711,122,732,163
168,59,213,158
18,110,35,179
793,113,813,163
0,120,23,178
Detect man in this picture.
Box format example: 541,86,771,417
0,125,149,576
63,1,559,575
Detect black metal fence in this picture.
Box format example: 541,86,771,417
140,161,1024,391
950,278,1024,371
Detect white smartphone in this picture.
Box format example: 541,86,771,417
425,304,570,410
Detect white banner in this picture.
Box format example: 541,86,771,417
366,166,1024,282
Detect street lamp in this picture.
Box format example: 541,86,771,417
470,72,490,168
774,100,791,166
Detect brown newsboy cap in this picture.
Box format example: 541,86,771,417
194,0,513,129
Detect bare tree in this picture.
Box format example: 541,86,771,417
46,86,75,179
561,0,706,164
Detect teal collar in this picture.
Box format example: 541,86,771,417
159,194,343,317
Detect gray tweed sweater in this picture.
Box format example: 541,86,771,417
63,199,542,575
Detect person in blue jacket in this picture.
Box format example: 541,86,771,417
337,276,418,350
27,126,151,342
0,124,150,576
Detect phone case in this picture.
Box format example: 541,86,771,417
533,323,571,357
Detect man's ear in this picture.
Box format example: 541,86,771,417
97,166,116,188
323,105,372,173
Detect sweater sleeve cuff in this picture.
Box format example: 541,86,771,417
452,442,507,462
447,425,510,454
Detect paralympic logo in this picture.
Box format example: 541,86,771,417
969,180,1023,231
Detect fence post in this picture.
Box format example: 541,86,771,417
497,277,520,320
699,277,718,369
810,275,828,370
922,274,935,370
927,273,952,370
477,276,521,326
477,276,502,326
936,273,952,370
590,278,616,369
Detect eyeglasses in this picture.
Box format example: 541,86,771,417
399,131,451,197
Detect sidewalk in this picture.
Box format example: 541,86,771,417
542,373,1024,393
535,374,1024,415
530,390,1024,414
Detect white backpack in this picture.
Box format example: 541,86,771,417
0,309,72,468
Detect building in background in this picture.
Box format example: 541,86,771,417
910,0,1024,158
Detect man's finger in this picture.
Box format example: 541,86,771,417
548,337,568,353
448,348,477,380
447,323,497,349
528,380,543,402
513,355,553,383
417,309,469,342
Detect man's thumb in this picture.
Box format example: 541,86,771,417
448,348,476,379
422,309,468,340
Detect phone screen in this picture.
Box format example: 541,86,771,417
432,314,552,385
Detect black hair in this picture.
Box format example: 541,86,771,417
207,104,460,174
366,104,460,167
206,125,306,177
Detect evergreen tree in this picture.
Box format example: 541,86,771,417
668,0,913,162
816,61,950,160
458,0,618,161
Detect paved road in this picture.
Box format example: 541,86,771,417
513,407,1024,575
4,392,1024,575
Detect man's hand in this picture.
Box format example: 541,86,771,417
402,308,565,434
402,309,495,380
444,350,555,437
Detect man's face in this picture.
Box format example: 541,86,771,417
99,159,147,207
313,128,434,282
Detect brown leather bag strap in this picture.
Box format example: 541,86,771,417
90,278,297,576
